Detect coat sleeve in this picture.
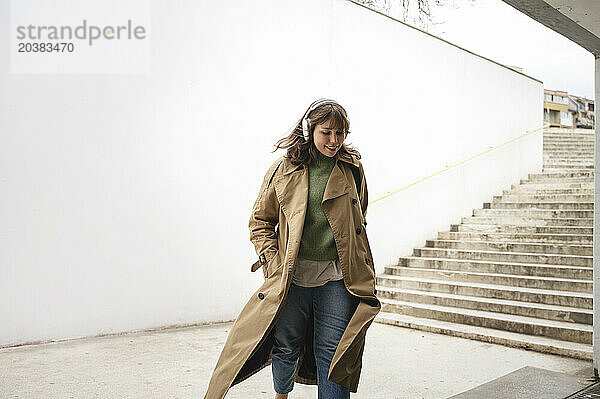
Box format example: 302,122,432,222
248,158,282,273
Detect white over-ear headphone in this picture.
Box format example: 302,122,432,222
301,98,340,142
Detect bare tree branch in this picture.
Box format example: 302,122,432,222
354,0,475,31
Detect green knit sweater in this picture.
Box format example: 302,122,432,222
297,148,339,261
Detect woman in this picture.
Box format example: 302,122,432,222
204,99,380,399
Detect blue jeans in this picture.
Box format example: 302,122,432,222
271,279,360,398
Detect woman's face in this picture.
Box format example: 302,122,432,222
312,120,346,157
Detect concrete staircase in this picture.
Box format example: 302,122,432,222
374,127,595,360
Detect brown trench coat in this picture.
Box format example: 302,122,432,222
204,153,381,399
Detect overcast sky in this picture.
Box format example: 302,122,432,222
397,0,596,99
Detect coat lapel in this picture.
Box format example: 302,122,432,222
274,162,306,222
322,161,351,203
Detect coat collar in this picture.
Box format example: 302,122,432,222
279,152,360,176
276,152,359,204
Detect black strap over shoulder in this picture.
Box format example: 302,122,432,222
350,165,361,199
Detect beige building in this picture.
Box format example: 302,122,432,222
544,89,571,127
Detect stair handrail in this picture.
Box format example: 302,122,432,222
370,122,552,205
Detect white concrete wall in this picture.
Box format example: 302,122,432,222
0,0,543,346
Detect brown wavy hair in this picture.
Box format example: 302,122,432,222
273,101,361,166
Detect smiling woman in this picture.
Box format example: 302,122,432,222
312,120,349,157
203,98,380,399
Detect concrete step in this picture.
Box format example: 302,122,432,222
508,189,594,195
542,147,596,155
544,136,595,140
542,170,595,174
376,287,592,324
545,127,594,131
520,179,593,187
543,166,594,171
542,168,594,174
544,155,595,158
374,292,591,344
543,145,594,149
461,216,593,226
542,169,594,174
528,171,594,179
544,146,594,150
452,223,592,235
544,151,594,155
544,133,595,138
544,141,594,145
544,138,594,141
543,156,594,160
543,140,595,145
425,239,592,256
544,132,595,135
512,181,594,188
543,145,595,149
542,151,594,160
486,201,593,210
493,194,594,202
543,137,594,141
522,176,593,183
544,132,594,136
542,166,594,171
544,129,594,134
542,141,595,148
375,295,591,343
374,311,592,360
543,142,594,146
543,154,594,158
542,157,595,161
543,149,594,154
505,190,594,197
543,139,594,142
439,230,592,244
395,256,592,280
544,130,595,135
415,247,592,267
375,275,592,308
379,266,591,292
507,186,594,194
542,166,594,170
473,208,593,218
543,153,594,157
544,131,594,135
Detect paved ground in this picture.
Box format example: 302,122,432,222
0,321,594,398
